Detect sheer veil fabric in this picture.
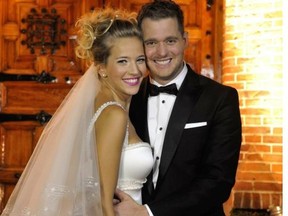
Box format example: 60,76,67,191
2,64,103,216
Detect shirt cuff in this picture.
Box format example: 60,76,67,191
144,204,154,216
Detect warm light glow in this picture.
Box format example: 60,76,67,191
224,0,284,210
282,0,287,215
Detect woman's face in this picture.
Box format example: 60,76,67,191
103,37,146,97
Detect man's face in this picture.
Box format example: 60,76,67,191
141,17,188,85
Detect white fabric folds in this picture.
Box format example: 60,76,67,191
2,65,103,216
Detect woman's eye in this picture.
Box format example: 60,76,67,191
137,57,146,64
117,59,127,64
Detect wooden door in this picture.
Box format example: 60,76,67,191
0,0,220,211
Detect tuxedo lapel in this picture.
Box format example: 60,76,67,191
130,77,150,143
157,67,203,187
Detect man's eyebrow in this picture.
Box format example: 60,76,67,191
166,36,179,40
145,36,179,42
144,38,157,42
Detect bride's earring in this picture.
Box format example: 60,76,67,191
98,66,107,78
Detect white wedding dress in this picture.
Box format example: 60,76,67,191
89,101,153,204
1,65,153,216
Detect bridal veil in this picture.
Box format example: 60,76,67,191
2,64,103,216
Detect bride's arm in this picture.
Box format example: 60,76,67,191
95,105,127,216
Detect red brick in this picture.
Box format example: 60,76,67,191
261,193,271,208
222,57,237,67
244,135,262,143
240,90,270,98
237,162,270,172
271,164,282,173
244,153,263,161
234,181,253,190
273,127,282,134
271,193,282,207
221,73,235,82
252,193,261,208
271,145,282,153
243,192,252,208
262,154,282,163
254,182,282,192
263,135,282,144
233,192,243,208
242,126,271,134
237,172,282,182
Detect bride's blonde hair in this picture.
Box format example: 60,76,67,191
75,8,142,65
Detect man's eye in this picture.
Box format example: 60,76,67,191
145,41,156,47
166,39,177,45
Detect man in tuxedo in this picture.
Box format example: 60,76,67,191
114,1,242,215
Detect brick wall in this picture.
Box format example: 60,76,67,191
222,0,283,211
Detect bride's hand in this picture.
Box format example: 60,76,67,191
113,189,149,216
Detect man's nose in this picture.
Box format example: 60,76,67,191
156,43,168,56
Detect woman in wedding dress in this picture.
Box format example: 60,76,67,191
1,8,153,216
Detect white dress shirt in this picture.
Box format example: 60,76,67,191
148,64,187,188
145,64,187,216
145,63,188,216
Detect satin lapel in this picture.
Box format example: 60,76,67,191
157,68,203,187
130,77,150,143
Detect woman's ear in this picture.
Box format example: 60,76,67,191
98,64,108,78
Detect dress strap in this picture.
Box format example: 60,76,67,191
88,101,129,148
88,101,125,134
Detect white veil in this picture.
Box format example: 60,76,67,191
1,64,103,216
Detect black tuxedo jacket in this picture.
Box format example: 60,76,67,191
129,64,242,216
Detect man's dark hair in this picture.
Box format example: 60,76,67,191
137,0,184,34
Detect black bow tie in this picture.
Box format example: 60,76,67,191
149,83,178,96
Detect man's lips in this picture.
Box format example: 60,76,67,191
154,58,172,65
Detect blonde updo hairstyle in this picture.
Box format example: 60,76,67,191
75,8,142,66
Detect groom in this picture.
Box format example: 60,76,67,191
114,1,242,215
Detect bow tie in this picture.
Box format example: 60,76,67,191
149,83,178,96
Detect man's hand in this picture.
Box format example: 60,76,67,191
113,189,149,216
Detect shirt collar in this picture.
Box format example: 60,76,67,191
149,62,187,90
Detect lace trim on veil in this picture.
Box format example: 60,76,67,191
1,65,103,216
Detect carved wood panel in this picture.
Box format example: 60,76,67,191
1,82,71,113
0,121,45,210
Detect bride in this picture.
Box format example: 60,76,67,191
1,8,153,216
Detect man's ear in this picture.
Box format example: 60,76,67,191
183,31,189,48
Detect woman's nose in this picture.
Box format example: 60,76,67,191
129,64,141,75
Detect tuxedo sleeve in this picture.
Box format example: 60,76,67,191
147,87,242,216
